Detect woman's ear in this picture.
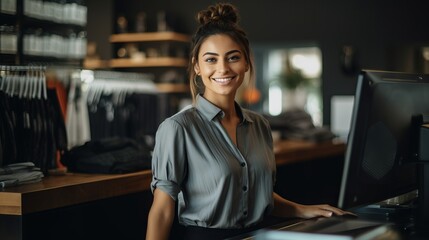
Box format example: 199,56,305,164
192,57,200,74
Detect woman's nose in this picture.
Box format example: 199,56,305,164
217,60,230,73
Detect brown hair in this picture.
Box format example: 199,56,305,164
188,2,255,103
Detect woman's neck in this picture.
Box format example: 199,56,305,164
203,93,237,119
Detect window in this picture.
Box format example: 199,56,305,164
253,45,323,125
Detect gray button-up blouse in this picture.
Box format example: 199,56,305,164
151,94,276,229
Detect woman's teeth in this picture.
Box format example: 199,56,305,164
213,77,233,83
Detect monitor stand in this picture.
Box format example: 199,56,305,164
416,162,429,234
351,190,418,223
411,119,429,234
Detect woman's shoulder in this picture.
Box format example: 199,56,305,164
242,108,270,126
160,105,198,127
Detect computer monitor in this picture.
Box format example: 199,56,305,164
338,70,429,213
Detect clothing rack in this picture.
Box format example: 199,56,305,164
92,70,153,82
0,65,47,72
66,69,160,149
0,65,67,173
85,70,156,93
0,65,48,100
86,70,156,105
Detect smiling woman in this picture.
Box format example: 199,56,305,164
146,3,349,240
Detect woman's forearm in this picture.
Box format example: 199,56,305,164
271,192,300,218
146,189,175,240
146,207,174,240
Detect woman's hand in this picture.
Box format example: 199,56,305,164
272,192,355,219
293,203,355,219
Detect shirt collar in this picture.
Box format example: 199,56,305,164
195,94,253,123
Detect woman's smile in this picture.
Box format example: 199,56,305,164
212,76,236,85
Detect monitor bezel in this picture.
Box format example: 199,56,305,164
337,70,426,210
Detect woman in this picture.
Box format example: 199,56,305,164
146,3,349,240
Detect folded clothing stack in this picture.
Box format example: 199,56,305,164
0,162,44,188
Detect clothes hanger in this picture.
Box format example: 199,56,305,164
40,70,48,100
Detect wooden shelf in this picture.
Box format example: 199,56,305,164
109,57,188,68
156,83,189,93
110,32,191,43
107,31,190,70
83,58,109,69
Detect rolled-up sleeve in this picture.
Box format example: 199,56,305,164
150,118,187,201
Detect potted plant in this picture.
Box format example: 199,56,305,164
273,59,310,111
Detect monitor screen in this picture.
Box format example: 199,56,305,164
338,70,429,210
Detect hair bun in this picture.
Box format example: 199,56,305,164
197,3,239,26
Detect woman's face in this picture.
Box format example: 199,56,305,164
194,34,248,101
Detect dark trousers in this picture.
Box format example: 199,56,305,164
183,225,262,240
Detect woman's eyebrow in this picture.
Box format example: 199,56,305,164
226,50,242,55
202,49,242,57
202,52,219,57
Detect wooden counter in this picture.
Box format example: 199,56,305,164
274,139,346,166
0,140,346,216
274,139,346,206
0,170,151,216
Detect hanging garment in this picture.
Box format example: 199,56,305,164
66,76,91,149
47,89,68,168
0,91,17,166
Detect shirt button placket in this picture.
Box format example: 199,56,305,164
241,160,249,220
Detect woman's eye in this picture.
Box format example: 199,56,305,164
228,55,240,62
205,58,217,63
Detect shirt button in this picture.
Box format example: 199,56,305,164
242,186,247,191
240,162,246,167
